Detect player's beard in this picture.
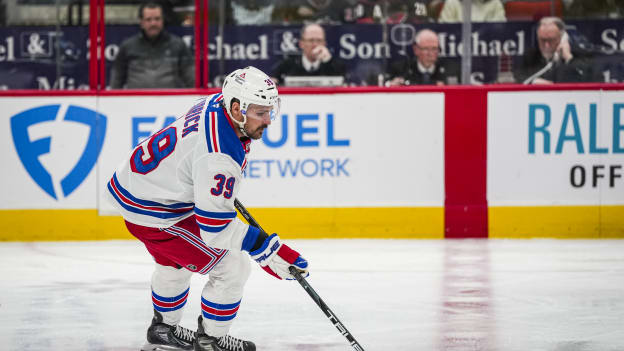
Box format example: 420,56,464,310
246,124,268,140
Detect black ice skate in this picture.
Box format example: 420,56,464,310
141,310,195,351
215,334,255,351
194,316,255,351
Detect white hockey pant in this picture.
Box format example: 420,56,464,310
150,251,251,336
200,251,251,337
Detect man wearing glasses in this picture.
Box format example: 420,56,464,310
271,23,346,85
513,17,591,84
387,29,447,86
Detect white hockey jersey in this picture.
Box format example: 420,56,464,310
106,93,255,251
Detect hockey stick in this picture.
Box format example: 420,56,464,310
233,198,365,351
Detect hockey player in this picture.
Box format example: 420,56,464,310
106,66,309,351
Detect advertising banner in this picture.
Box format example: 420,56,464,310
1,92,444,238
488,90,624,206
241,93,445,208
95,92,445,213
1,96,101,209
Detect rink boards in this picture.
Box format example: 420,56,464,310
487,90,624,238
1,86,623,239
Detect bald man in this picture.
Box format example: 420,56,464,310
271,23,346,85
387,29,447,86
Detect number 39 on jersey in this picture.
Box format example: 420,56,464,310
211,174,235,199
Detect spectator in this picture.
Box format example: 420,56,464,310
274,0,343,24
271,23,347,85
158,0,197,26
208,0,277,25
404,0,442,23
231,0,276,24
438,0,506,22
110,1,194,89
332,0,387,24
387,29,447,85
513,16,591,84
564,0,624,19
322,0,437,24
153,0,185,26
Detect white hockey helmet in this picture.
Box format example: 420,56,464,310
221,66,280,136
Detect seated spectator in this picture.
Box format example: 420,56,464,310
504,0,563,22
274,0,438,25
154,0,189,26
438,0,506,22
403,0,443,23
274,0,342,24
110,1,195,89
333,0,389,24
321,0,437,24
231,0,276,25
564,0,624,19
513,16,591,84
209,0,276,25
271,23,346,85
387,29,447,86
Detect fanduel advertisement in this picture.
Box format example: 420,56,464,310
242,93,445,208
1,97,104,208
488,91,624,206
94,93,445,212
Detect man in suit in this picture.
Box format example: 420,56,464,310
387,29,447,86
513,16,591,84
271,23,346,85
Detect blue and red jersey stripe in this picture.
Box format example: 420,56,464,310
205,94,249,171
107,173,194,219
194,208,236,233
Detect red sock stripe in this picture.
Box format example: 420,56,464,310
201,303,240,316
152,290,189,309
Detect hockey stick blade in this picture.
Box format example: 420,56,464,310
233,198,365,351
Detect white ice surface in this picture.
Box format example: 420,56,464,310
1,239,623,351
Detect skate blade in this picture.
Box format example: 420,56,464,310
140,342,190,351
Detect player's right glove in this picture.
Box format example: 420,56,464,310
249,233,309,280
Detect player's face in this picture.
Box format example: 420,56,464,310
244,104,273,140
140,7,164,40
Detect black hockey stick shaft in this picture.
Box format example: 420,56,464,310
286,266,365,351
234,198,266,232
233,198,365,351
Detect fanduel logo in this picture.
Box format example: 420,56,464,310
10,104,107,200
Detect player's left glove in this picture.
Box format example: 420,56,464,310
249,233,309,280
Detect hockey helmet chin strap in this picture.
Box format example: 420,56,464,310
233,110,249,138
222,100,249,138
